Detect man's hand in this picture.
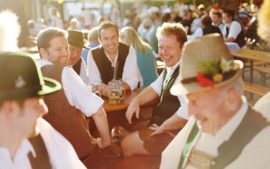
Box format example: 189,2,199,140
96,83,108,97
92,137,110,148
96,83,106,92
150,124,176,137
125,99,140,124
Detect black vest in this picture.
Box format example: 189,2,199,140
150,66,181,126
202,25,222,36
178,106,270,169
73,57,82,76
91,43,129,84
226,22,246,48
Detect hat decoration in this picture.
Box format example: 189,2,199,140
195,56,239,89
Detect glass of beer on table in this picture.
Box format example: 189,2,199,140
108,80,126,104
87,84,101,96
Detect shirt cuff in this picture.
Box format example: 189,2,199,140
83,95,104,117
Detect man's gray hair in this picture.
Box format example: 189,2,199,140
0,10,20,53
88,27,99,42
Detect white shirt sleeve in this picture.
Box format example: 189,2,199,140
160,117,194,169
150,70,164,96
87,50,103,85
79,58,89,84
62,66,104,117
176,95,189,120
38,118,86,169
189,27,203,41
122,46,139,90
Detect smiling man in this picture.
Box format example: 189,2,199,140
67,30,89,84
160,34,270,169
37,27,122,168
87,21,139,96
121,23,189,156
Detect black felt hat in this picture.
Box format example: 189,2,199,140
0,52,62,101
67,30,90,49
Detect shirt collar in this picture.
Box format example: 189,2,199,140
37,60,53,68
214,96,248,141
166,59,181,72
104,49,119,66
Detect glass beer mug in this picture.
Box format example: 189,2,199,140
87,84,101,96
108,80,126,105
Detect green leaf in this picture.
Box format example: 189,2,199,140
197,59,219,76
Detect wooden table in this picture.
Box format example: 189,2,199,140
230,49,270,83
20,46,38,54
102,87,158,112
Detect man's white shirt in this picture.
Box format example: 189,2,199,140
87,46,142,90
222,21,241,40
189,27,203,41
37,60,104,117
72,58,88,84
0,118,86,169
150,60,189,120
160,96,270,169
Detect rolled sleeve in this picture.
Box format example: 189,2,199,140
227,21,241,40
176,95,189,120
122,46,139,90
62,66,104,117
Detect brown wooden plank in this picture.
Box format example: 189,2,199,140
245,61,267,67
108,155,161,169
230,49,270,64
244,81,270,96
253,67,270,74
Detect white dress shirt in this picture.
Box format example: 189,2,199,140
0,118,86,169
87,46,140,90
150,60,189,120
215,21,224,33
37,60,104,117
160,96,270,169
189,27,203,41
72,58,88,84
254,91,270,121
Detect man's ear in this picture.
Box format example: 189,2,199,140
98,38,102,44
2,101,15,120
39,48,47,61
226,88,240,112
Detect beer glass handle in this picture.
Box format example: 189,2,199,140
120,87,126,100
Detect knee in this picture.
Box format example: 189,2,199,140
121,133,135,156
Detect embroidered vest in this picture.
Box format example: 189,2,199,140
178,106,270,169
41,63,95,158
73,57,82,76
28,134,52,169
149,66,181,126
91,42,129,84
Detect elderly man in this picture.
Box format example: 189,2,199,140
37,27,122,168
81,27,100,65
87,21,139,95
122,23,189,156
222,9,246,48
67,30,89,84
160,34,270,168
0,10,85,169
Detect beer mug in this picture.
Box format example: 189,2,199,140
116,79,126,101
108,81,120,105
87,84,101,96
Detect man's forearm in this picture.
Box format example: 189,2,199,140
224,37,235,42
134,86,159,106
92,106,111,147
159,113,188,131
122,82,131,92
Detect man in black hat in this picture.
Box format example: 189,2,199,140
36,27,122,168
67,30,89,84
0,52,86,169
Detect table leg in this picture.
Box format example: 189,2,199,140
250,60,253,100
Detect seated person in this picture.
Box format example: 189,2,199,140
181,11,192,35
211,11,224,32
67,30,89,84
122,23,189,156
160,34,270,169
190,15,221,40
222,9,246,48
120,27,158,87
81,27,100,65
37,27,122,169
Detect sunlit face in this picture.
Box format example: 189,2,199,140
43,36,70,64
99,27,119,56
211,14,220,25
68,44,82,66
222,13,231,24
186,89,230,135
13,97,48,138
158,34,182,67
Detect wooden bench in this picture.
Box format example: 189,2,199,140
244,81,270,96
245,61,267,67
108,155,161,169
253,66,270,86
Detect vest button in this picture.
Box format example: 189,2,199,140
211,160,215,166
185,154,189,157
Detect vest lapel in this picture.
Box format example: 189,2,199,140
73,57,82,76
